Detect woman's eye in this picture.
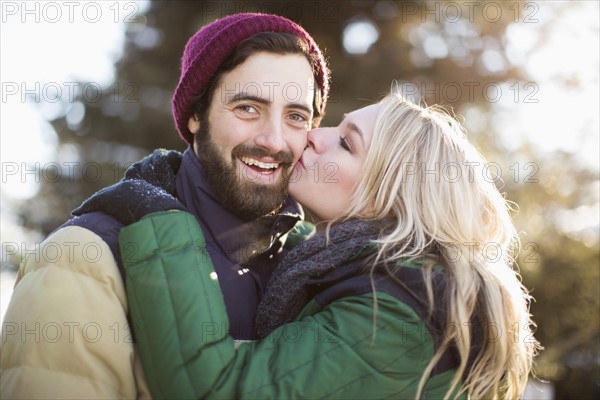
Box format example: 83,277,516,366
339,137,351,151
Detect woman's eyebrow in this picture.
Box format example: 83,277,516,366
346,121,364,145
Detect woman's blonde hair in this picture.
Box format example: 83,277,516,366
344,92,539,399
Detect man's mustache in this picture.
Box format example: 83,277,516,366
232,145,294,165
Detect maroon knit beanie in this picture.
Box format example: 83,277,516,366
172,13,330,145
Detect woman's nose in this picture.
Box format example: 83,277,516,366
307,127,333,154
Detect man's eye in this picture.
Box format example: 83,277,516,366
237,105,257,114
339,137,351,151
289,113,307,122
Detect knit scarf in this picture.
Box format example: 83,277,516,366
72,149,183,218
255,219,384,338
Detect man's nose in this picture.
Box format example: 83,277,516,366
255,119,286,154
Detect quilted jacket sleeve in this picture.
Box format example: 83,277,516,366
0,225,150,399
121,211,458,400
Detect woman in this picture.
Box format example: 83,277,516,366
120,92,539,399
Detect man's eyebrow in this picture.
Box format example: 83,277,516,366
287,103,313,115
226,93,312,115
226,93,270,105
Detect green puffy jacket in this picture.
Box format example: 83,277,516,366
120,211,463,399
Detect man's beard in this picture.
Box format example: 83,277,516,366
195,121,294,219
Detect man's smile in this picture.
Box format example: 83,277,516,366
240,156,280,174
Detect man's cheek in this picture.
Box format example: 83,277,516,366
293,137,309,161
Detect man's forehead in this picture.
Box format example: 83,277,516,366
215,53,315,108
224,53,313,82
221,82,311,98
238,51,311,67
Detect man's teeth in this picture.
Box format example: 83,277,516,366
241,156,279,170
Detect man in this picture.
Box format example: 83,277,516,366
1,13,329,398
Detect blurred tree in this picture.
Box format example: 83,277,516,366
16,1,599,398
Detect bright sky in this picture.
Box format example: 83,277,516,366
1,1,148,199
0,0,148,323
0,1,598,324
498,1,599,168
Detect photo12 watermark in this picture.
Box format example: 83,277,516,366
397,1,540,24
2,241,104,265
397,81,540,105
1,321,134,344
2,82,140,104
0,159,540,188
1,1,142,24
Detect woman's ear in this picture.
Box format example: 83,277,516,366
188,114,200,135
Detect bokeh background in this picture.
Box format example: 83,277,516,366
1,1,598,398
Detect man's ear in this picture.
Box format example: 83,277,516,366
188,115,201,135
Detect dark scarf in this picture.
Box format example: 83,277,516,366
255,219,384,338
72,149,185,222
